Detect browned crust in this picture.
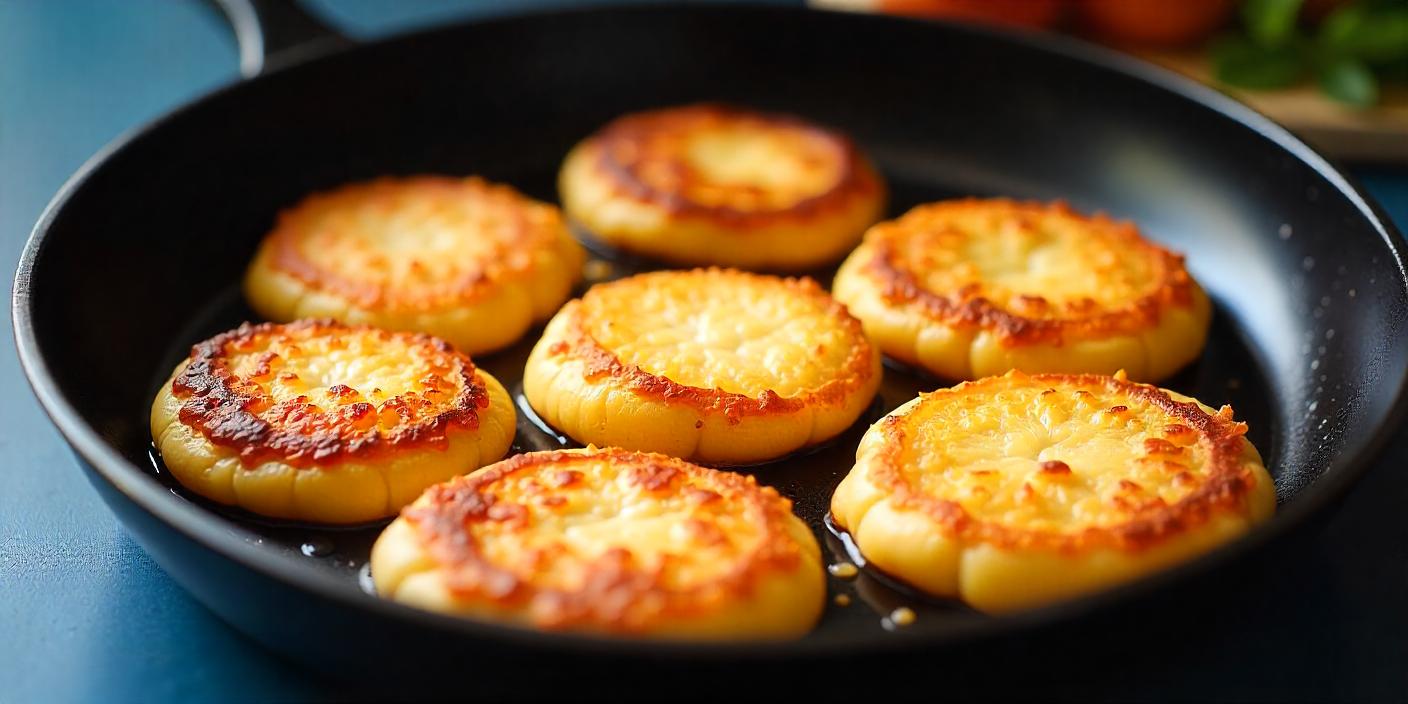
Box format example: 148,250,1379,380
171,319,489,468
862,199,1198,347
264,176,562,309
866,373,1259,553
545,269,877,423
402,448,806,631
585,103,882,228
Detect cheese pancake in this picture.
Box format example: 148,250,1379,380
370,447,824,639
558,104,885,270
832,199,1211,381
244,176,584,355
831,370,1274,613
150,320,515,524
522,269,882,465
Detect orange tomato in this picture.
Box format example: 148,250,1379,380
877,0,1067,29
1075,0,1234,47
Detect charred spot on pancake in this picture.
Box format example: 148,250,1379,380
150,319,516,524
171,319,488,467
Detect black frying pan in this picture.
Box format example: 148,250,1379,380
13,0,1408,697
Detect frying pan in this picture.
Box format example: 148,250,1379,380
12,0,1408,696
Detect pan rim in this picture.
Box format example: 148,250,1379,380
11,2,1408,660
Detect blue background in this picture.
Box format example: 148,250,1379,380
2,2,1405,701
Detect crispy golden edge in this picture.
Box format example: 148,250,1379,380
855,372,1266,553
577,103,884,228
401,448,814,631
258,175,576,310
170,319,490,468
543,268,879,423
857,198,1200,347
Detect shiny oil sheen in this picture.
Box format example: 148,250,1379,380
144,169,1277,639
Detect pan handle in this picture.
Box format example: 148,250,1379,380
208,0,353,78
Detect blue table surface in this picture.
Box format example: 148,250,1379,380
2,2,1405,702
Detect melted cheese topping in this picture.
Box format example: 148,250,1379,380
272,177,566,308
877,200,1174,318
461,454,765,591
221,325,466,427
601,105,848,212
579,269,862,397
899,378,1208,532
674,125,842,209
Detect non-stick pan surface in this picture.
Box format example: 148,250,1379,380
13,0,1408,686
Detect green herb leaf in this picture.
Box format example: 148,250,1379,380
1243,0,1305,48
1319,6,1408,64
1318,57,1380,107
1212,36,1305,89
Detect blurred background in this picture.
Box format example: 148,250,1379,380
1,1,1403,702
820,0,1408,161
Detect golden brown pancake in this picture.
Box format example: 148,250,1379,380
371,447,825,639
522,268,881,464
831,370,1275,612
150,320,515,523
832,199,1211,381
559,104,885,270
244,176,584,355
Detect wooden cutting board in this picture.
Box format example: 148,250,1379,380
1141,50,1408,164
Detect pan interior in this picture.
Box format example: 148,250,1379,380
134,163,1282,641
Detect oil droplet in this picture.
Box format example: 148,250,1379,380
883,607,917,630
515,390,571,447
583,259,613,283
1278,224,1293,240
834,594,852,606
358,563,376,595
1348,288,1357,298
300,538,333,557
147,445,165,475
828,562,859,579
